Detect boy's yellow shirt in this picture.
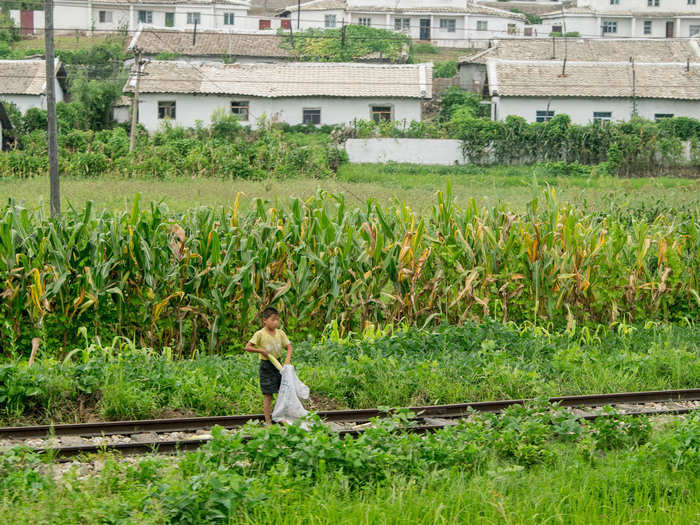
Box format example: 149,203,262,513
248,328,290,360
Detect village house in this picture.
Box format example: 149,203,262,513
128,27,293,63
458,37,700,93
278,0,527,47
0,59,68,114
540,0,700,38
124,61,432,131
484,57,700,124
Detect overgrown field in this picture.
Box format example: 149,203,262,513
2,187,698,354
2,407,698,523
1,322,698,424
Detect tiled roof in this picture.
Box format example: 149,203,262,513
125,60,432,98
459,38,700,64
0,59,50,96
487,59,700,100
130,28,292,58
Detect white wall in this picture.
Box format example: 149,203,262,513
136,94,423,131
346,138,465,164
1,95,45,113
495,96,700,124
544,13,700,38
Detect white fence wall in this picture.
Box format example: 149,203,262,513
345,138,465,165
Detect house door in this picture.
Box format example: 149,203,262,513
665,21,674,38
20,10,34,35
419,19,431,41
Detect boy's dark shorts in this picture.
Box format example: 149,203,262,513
259,359,281,394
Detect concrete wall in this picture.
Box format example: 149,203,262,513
345,138,465,165
494,96,700,124
136,94,423,131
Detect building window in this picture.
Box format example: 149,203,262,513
476,20,488,31
324,15,336,28
158,101,176,120
98,10,112,23
358,17,371,27
593,112,612,123
536,110,554,122
394,18,410,31
440,19,456,32
610,0,619,4
281,19,291,29
690,0,697,4
647,0,660,6
644,20,652,34
371,106,392,123
187,12,201,25
654,113,673,120
138,11,152,24
602,21,618,33
552,24,563,33
303,109,321,125
224,12,235,25
259,19,271,30
507,23,517,35
691,25,700,36
231,101,249,121
165,12,174,27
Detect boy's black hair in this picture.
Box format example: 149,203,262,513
262,306,279,320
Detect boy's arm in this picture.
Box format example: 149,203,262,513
284,343,293,365
244,342,269,358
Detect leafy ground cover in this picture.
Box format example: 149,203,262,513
1,321,697,425
1,405,698,524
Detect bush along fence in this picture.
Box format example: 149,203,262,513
341,113,700,175
1,186,698,355
0,113,342,179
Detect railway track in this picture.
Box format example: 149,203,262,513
1,388,698,459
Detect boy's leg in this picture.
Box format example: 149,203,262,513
263,394,273,425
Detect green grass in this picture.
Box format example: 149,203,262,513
2,322,698,425
12,32,123,53
1,412,698,524
2,164,698,215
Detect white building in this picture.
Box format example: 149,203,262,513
11,0,253,34
0,59,68,114
458,37,700,92
124,60,432,131
486,58,700,124
279,0,527,47
540,0,700,38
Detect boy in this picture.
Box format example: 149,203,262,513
244,306,293,425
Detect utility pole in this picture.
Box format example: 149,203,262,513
341,19,346,48
44,0,60,218
297,0,301,29
129,48,142,152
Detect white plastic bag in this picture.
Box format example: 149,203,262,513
272,364,310,425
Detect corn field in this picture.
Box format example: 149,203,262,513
1,187,698,356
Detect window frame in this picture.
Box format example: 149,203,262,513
231,101,250,121
647,0,660,6
643,20,652,35
324,14,337,28
609,0,620,4
602,20,618,34
394,18,410,31
98,10,112,24
690,24,700,36
654,113,674,121
165,12,175,27
187,12,201,25
370,105,393,123
302,108,321,125
593,111,612,123
137,10,152,24
536,110,555,123
440,18,456,33
476,20,488,31
158,101,176,120
358,17,371,27
224,12,235,26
